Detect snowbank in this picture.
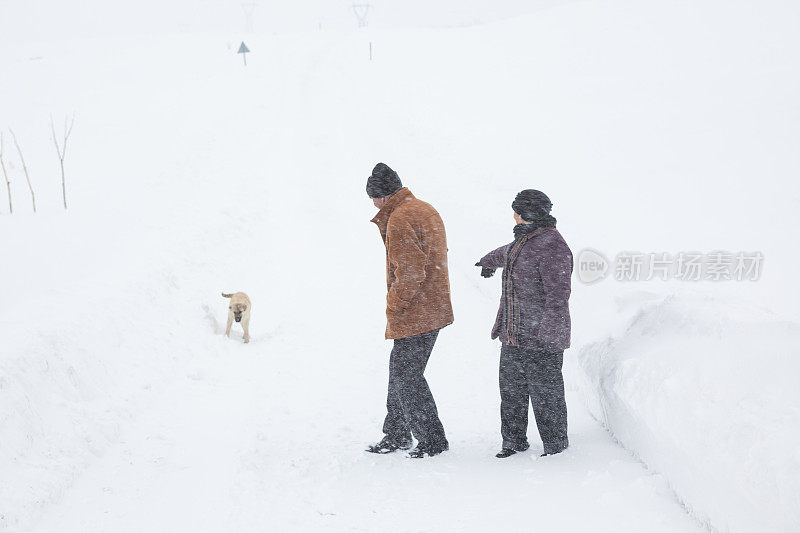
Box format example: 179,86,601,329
578,293,800,532
0,210,242,531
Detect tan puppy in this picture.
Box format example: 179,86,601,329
222,292,251,343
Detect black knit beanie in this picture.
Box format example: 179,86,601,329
512,189,553,222
366,163,403,198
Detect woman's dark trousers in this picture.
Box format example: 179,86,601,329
382,329,448,449
499,344,568,454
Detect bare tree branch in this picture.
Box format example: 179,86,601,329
9,128,35,213
0,132,12,214
51,114,74,210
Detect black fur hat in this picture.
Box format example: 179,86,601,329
366,163,403,198
512,189,553,221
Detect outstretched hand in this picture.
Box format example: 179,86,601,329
475,262,496,278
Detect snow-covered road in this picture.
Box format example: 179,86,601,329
30,337,703,533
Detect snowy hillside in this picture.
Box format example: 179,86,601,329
2,0,799,531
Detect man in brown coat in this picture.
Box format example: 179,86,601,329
365,163,453,458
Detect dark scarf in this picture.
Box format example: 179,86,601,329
512,214,557,239
503,216,557,345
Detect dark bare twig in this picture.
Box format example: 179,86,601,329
8,128,35,213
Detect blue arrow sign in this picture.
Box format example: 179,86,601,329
237,42,250,65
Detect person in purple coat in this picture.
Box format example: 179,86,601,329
475,190,573,458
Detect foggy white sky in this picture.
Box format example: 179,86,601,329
0,0,572,44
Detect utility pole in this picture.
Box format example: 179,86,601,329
352,4,371,28
242,2,256,33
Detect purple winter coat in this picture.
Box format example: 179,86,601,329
478,227,573,351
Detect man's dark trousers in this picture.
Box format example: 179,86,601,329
383,329,448,448
499,344,568,454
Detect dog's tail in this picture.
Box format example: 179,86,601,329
221,292,234,298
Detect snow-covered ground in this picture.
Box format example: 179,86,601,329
1,0,798,531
